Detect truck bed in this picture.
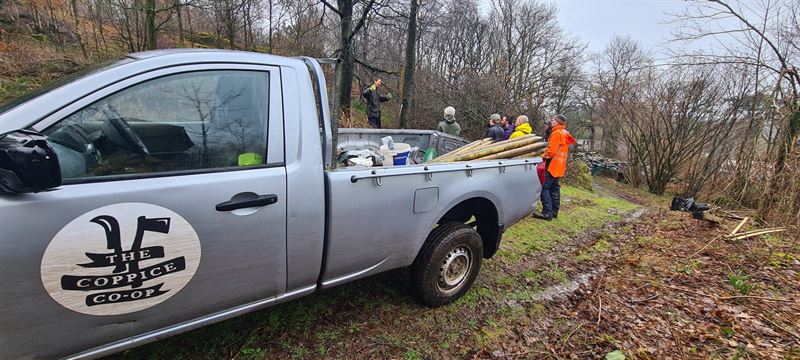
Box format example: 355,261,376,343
336,128,469,162
320,150,542,288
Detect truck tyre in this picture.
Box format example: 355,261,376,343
411,222,483,307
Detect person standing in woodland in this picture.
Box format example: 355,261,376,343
437,106,462,136
362,79,392,128
485,114,505,140
532,114,576,221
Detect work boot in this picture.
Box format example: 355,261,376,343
531,212,552,221
553,213,558,219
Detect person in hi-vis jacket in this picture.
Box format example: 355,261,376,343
532,114,576,221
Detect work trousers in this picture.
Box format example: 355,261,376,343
368,116,382,128
541,171,561,218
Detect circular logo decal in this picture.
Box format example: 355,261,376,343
41,203,201,316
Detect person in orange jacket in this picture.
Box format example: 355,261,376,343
532,114,576,221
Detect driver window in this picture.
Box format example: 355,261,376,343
45,70,269,180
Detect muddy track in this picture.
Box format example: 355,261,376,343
498,202,648,295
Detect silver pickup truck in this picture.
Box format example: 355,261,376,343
0,50,542,359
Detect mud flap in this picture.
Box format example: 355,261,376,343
484,223,504,259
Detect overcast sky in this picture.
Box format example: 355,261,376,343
547,0,693,54
480,0,712,56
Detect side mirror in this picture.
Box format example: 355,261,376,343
0,130,61,193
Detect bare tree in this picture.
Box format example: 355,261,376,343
321,0,380,120
397,0,419,129
671,0,799,213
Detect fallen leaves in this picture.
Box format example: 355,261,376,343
542,209,800,359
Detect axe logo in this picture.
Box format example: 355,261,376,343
41,203,201,316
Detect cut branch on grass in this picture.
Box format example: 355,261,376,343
561,321,589,348
661,284,715,299
717,295,791,302
688,234,723,258
596,296,602,325
759,314,800,341
662,283,790,303
494,260,529,286
627,294,660,303
668,325,687,358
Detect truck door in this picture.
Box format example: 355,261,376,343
0,65,287,358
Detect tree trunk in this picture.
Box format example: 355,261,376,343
268,0,273,52
224,1,236,49
97,1,108,52
775,106,800,176
88,2,101,56
186,3,195,47
175,0,184,46
398,0,419,129
246,0,255,50
213,1,223,48
335,0,355,121
122,4,135,53
145,0,156,50
44,1,63,51
69,0,87,58
760,105,800,218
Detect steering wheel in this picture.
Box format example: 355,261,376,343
102,118,150,155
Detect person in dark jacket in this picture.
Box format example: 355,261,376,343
362,79,392,128
485,113,505,140
543,116,554,140
501,115,515,140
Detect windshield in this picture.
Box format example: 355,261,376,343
0,57,135,115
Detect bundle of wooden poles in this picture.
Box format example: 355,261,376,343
427,134,548,163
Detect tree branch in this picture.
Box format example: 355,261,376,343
349,0,377,42
707,1,792,81
320,0,343,17
355,57,400,75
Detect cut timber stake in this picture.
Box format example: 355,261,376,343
728,228,786,241
448,136,543,162
428,134,548,162
512,149,546,159
476,142,548,160
428,138,491,163
729,217,749,236
720,210,747,220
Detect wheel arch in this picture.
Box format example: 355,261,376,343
435,197,502,258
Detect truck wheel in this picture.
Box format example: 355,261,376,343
411,222,483,307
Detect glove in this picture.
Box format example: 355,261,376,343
369,85,377,91
386,93,393,99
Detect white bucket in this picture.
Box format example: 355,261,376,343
379,143,412,166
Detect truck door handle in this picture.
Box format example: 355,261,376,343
215,194,278,212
